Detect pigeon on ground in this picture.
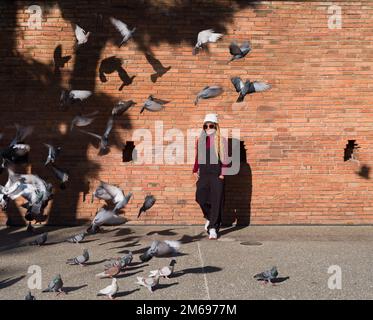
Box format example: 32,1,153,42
138,194,156,218
50,165,69,189
28,232,48,246
145,53,171,83
254,266,279,284
228,41,251,63
140,95,169,114
193,29,223,55
60,90,92,108
26,222,34,233
105,252,133,270
112,100,136,116
97,278,118,299
93,181,132,213
194,86,223,105
66,248,89,266
95,264,121,278
53,45,71,73
42,274,65,295
136,275,160,293
75,24,90,45
70,111,98,131
231,77,271,102
149,259,176,279
44,144,61,166
77,116,113,155
25,291,36,300
65,232,86,244
140,240,180,262
110,17,136,47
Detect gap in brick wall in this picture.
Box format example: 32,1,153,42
123,141,136,162
344,140,360,162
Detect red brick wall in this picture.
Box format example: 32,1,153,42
1,1,373,225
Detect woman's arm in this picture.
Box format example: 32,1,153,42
220,137,230,176
193,139,199,174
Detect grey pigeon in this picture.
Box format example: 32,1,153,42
193,29,223,55
28,232,47,246
26,221,34,233
66,248,89,266
105,251,133,270
60,90,92,108
138,194,156,218
149,259,176,279
87,207,126,234
66,232,86,244
50,165,69,189
231,77,271,102
194,86,223,105
10,123,34,147
75,24,90,45
97,278,118,299
77,116,113,155
44,144,61,166
140,240,180,262
254,266,279,284
70,111,98,131
25,291,36,300
110,17,136,47
228,41,252,63
140,95,169,114
42,274,65,295
93,181,132,213
136,275,160,293
112,100,136,116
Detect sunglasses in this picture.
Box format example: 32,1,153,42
203,124,216,130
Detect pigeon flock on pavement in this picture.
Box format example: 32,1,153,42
0,20,274,300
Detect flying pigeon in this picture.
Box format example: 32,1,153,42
25,291,36,300
95,264,121,278
112,100,136,116
87,207,126,234
28,232,48,246
77,116,113,155
105,252,133,270
42,274,65,295
53,45,71,73
70,111,98,131
149,259,176,279
254,266,279,284
10,123,34,147
1,144,31,164
50,165,69,189
136,275,160,293
193,29,223,55
110,17,136,47
60,90,92,108
97,278,118,300
140,95,169,114
66,248,90,266
231,77,271,102
140,240,180,262
194,86,223,106
26,221,34,233
93,181,132,213
65,232,86,244
228,41,251,63
44,144,61,166
138,194,156,218
75,24,90,45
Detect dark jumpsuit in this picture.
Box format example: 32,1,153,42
193,134,228,232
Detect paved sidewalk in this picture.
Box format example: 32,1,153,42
0,225,372,300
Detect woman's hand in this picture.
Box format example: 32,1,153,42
219,175,224,180
193,172,199,181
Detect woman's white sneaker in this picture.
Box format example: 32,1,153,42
209,228,217,240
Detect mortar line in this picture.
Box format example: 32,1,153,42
196,229,210,300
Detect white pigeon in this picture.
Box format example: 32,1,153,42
136,276,160,293
193,29,223,55
110,17,136,47
75,25,90,45
149,259,176,279
97,278,118,299
93,181,132,213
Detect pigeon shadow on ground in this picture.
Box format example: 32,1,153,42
0,275,25,289
84,259,108,266
154,282,179,291
100,235,140,246
115,270,142,279
172,266,222,278
271,276,290,284
146,228,178,236
64,284,88,293
125,264,149,272
178,232,205,244
115,288,140,298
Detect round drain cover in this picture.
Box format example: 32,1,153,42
240,241,262,246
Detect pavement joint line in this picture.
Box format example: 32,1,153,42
195,228,210,300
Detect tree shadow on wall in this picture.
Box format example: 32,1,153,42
223,138,252,229
0,0,259,230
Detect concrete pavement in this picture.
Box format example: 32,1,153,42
0,225,372,300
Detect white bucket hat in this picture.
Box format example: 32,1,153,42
203,113,218,124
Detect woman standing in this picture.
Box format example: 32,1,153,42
193,114,228,240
